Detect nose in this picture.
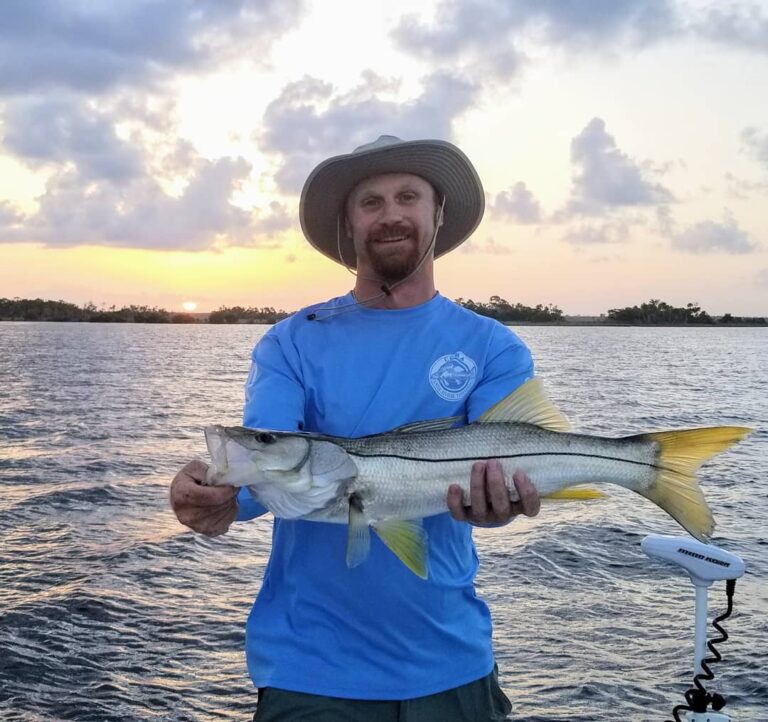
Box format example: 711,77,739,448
379,199,404,225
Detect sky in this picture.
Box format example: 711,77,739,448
1,0,767,316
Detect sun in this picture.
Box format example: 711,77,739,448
182,301,198,312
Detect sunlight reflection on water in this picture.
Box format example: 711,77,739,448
0,322,765,721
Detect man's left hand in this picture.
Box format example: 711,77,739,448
447,461,540,527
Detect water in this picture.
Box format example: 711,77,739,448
1,322,766,721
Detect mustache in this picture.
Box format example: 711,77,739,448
367,223,414,242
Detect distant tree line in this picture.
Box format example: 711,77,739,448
607,299,766,325
455,296,564,322
0,298,291,324
0,298,197,323
208,305,291,324
1,296,764,325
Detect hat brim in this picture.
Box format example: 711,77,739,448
299,139,484,268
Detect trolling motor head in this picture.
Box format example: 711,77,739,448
642,534,746,722
641,534,745,586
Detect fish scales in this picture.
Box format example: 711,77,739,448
330,424,659,521
203,378,751,577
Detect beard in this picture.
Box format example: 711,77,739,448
366,242,422,284
361,224,426,284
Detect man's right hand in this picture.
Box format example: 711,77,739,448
170,459,239,537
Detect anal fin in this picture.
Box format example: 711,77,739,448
543,486,607,501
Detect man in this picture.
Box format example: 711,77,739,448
170,135,541,721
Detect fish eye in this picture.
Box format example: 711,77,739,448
257,432,276,444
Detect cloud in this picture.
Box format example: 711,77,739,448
0,201,24,225
723,172,768,199
0,0,303,96
696,4,768,55
524,0,680,49
0,90,277,250
259,71,480,193
393,5,527,80
0,201,27,242
0,94,285,249
392,0,679,80
490,182,542,223
252,201,293,238
756,268,768,287
460,236,514,254
1,95,143,182
655,205,676,236
0,1,308,251
741,126,768,171
392,2,768,86
559,118,673,217
563,221,630,245
672,214,757,254
0,156,287,250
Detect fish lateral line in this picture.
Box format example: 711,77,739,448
344,449,663,471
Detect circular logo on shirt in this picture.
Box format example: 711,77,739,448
429,352,477,401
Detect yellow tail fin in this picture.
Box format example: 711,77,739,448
639,426,752,541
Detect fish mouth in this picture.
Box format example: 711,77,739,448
204,425,228,483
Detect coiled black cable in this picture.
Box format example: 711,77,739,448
669,578,736,721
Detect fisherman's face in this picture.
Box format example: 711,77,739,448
345,173,439,284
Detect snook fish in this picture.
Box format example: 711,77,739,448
203,378,751,578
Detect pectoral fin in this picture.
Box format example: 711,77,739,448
371,519,429,579
346,493,371,568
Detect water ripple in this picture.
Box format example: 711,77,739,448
1,322,766,720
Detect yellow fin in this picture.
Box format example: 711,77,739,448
372,519,428,579
639,426,752,541
543,487,607,501
478,377,571,432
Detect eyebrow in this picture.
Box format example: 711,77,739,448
355,184,423,200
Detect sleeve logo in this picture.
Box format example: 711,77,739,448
429,352,478,401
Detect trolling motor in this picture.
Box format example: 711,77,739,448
641,535,745,722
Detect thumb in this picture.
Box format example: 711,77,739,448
182,459,210,483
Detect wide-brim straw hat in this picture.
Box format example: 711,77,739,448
299,135,485,268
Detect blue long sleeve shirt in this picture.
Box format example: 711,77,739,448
237,292,534,699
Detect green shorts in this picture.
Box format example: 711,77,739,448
252,666,512,722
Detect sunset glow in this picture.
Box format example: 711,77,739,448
1,2,766,316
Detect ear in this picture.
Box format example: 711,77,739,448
434,206,444,227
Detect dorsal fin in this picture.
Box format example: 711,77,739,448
477,377,571,432
388,416,463,434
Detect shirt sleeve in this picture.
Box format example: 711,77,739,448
236,326,307,521
466,323,534,423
